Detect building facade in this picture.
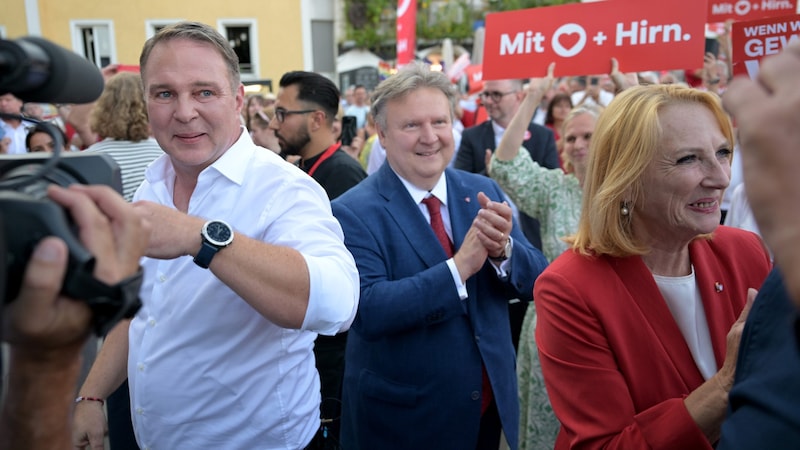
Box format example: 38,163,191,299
0,0,340,92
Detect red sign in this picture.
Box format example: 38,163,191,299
483,0,707,79
117,64,140,73
708,0,797,23
464,64,483,95
396,0,417,67
731,14,800,78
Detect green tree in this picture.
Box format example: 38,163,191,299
342,0,581,56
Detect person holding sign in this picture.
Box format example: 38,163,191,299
535,84,771,449
486,62,600,450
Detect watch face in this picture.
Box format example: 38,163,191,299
204,220,233,246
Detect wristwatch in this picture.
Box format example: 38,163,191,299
491,238,513,262
193,220,234,269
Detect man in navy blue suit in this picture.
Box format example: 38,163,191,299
717,40,800,450
332,63,548,450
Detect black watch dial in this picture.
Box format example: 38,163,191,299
205,221,233,246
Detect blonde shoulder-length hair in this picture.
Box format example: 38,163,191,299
566,84,734,257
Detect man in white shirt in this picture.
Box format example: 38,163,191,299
72,21,359,450
0,93,33,154
344,85,370,129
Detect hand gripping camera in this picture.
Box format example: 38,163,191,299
0,122,141,335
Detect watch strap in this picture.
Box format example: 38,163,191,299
490,238,512,262
193,241,219,269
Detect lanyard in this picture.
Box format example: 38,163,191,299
306,142,341,177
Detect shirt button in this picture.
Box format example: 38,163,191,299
148,319,156,327
137,363,145,371
474,335,480,343
159,274,167,282
471,391,480,401
136,408,143,415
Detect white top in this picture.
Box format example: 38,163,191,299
724,183,760,237
128,130,359,450
653,267,718,380
344,103,370,129
1,119,33,154
84,137,164,201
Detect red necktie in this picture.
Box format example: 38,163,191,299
421,195,493,414
422,196,454,258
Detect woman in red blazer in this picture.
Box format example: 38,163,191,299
535,84,772,450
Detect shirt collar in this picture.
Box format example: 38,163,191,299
146,126,252,187
391,166,448,206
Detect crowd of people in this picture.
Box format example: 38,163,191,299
3,18,800,450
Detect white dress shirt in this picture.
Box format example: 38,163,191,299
128,130,359,450
0,119,33,154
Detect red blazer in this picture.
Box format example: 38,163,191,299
535,226,771,450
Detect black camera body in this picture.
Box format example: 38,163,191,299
0,151,140,334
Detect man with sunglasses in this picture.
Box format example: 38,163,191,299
454,78,558,353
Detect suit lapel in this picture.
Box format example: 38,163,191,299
444,169,479,251
608,255,705,387
376,164,451,268
482,121,497,151
689,238,736,370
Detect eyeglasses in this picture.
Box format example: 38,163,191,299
274,108,318,123
478,91,516,102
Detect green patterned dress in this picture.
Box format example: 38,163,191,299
490,150,583,450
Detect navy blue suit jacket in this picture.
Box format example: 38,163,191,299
332,164,548,450
454,120,558,175
718,268,800,449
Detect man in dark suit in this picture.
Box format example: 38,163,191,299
455,78,558,249
455,78,557,352
332,63,548,450
455,79,558,176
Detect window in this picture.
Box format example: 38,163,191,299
70,20,116,68
218,19,259,80
145,19,183,40
311,20,335,74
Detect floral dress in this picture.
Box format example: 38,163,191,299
490,150,583,449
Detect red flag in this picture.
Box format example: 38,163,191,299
397,0,417,67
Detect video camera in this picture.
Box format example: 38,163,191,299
1,36,141,335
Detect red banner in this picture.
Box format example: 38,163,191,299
731,13,800,77
483,0,707,79
397,0,417,67
709,0,797,23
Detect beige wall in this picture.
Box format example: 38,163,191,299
1,0,306,90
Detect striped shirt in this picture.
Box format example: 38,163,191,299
84,138,164,201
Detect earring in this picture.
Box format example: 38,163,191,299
620,204,630,216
